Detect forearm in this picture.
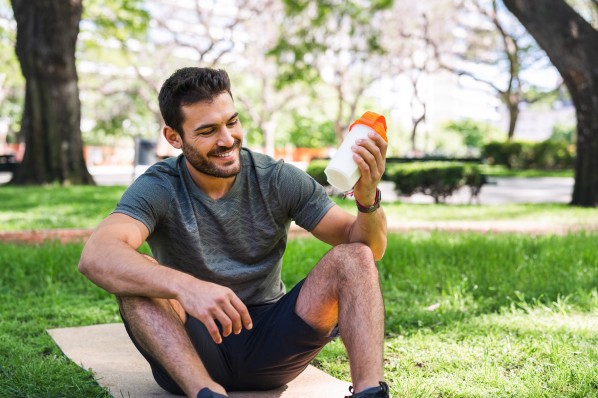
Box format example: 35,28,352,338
79,235,193,299
348,207,387,261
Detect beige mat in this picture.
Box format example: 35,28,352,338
48,323,350,398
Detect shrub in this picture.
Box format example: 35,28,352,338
482,141,525,169
386,162,484,203
529,140,574,170
305,159,329,186
482,140,575,170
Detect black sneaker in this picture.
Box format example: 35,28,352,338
345,381,389,397
196,387,228,398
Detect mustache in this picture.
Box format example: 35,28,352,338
209,139,242,156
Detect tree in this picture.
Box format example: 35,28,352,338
0,0,23,149
436,0,555,141
502,0,598,207
270,0,392,143
10,0,93,185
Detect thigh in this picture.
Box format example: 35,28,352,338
120,303,235,393
230,280,338,391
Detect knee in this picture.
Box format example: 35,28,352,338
328,243,378,280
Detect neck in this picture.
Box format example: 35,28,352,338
185,159,236,200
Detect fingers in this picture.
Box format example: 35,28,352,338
230,294,253,331
352,132,387,183
191,287,253,345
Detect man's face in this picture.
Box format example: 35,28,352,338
178,92,243,179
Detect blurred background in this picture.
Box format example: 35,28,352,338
0,0,596,203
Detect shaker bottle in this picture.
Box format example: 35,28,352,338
324,111,388,191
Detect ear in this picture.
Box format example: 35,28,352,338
163,126,182,149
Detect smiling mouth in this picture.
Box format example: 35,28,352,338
214,151,233,157
210,141,241,158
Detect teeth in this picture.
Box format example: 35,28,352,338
215,151,233,157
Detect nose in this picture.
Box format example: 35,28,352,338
217,125,235,148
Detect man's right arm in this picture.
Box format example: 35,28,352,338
78,213,252,343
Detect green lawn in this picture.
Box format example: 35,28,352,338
1,184,597,397
1,232,597,397
2,185,598,231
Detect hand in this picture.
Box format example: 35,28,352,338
351,130,388,205
177,279,253,344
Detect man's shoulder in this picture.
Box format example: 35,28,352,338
241,148,282,170
135,155,182,185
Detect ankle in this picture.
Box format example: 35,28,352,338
346,381,389,398
196,387,228,398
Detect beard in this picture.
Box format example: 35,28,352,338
182,139,242,178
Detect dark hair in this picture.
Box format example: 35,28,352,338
158,67,233,136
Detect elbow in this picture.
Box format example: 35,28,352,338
78,246,103,284
373,238,387,262
373,247,386,262
78,250,95,279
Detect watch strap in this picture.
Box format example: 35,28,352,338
356,188,381,213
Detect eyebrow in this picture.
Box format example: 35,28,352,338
193,112,239,132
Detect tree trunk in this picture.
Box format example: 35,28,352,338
10,0,94,185
505,95,519,142
503,0,598,207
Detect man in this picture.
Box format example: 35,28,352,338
79,67,389,398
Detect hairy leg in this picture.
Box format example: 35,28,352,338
118,295,227,397
295,242,385,393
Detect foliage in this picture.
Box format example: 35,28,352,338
551,121,576,144
271,0,391,87
443,118,490,149
305,159,329,186
81,0,150,46
288,113,336,148
385,162,485,203
482,140,575,170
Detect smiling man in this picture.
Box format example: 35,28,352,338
79,67,389,398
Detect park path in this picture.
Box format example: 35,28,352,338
0,219,595,245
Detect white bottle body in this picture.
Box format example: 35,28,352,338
324,124,374,191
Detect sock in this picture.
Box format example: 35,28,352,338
196,387,228,398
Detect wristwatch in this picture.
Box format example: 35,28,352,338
356,188,381,213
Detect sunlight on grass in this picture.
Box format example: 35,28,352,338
2,185,598,231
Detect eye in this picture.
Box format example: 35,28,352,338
227,119,239,127
198,129,215,136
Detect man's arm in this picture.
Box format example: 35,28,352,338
310,130,388,260
78,213,252,343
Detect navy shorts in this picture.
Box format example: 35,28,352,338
122,279,338,394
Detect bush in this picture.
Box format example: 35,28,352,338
386,162,484,203
305,159,329,186
482,140,574,170
529,140,574,169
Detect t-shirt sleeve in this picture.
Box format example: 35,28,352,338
113,173,172,234
277,162,334,231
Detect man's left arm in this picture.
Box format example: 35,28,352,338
311,130,388,260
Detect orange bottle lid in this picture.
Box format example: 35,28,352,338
349,111,388,142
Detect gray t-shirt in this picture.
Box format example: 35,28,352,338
114,148,334,305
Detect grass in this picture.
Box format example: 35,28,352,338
1,184,597,396
2,185,598,231
479,165,574,178
1,233,597,396
285,233,598,397
0,185,124,230
334,200,598,226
